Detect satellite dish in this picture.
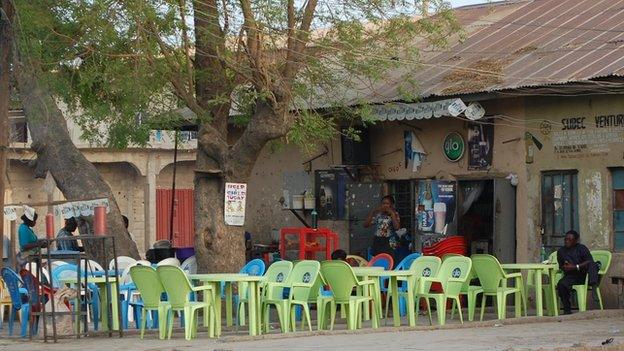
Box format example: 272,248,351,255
465,102,485,120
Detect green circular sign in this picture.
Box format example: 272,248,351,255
443,132,465,162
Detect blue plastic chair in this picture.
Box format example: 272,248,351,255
240,259,266,276
1,268,30,337
51,264,101,331
394,252,422,316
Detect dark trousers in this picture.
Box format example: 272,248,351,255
372,236,392,256
556,274,586,313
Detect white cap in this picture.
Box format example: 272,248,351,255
433,202,446,212
23,205,36,221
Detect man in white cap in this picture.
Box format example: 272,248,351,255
17,205,46,265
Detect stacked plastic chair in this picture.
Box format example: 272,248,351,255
422,236,468,257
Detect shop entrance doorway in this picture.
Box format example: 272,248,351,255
458,178,516,263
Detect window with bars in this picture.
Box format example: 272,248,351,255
611,168,624,251
541,170,579,252
388,180,413,235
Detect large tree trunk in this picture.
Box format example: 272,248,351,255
7,2,139,261
0,0,13,264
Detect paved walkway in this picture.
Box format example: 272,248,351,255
2,312,623,351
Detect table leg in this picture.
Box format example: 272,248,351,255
549,268,558,316
363,275,370,321
213,282,222,337
406,281,416,327
248,281,258,336
535,269,543,317
98,283,110,332
110,282,120,331
225,283,233,327
391,277,400,327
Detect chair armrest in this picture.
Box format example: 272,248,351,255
357,279,376,287
192,285,214,292
504,272,522,279
420,277,443,284
290,282,313,289
447,278,465,283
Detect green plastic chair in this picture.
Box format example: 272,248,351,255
129,265,169,339
572,250,612,311
306,272,333,331
471,254,527,320
238,260,293,327
451,265,483,322
417,256,472,325
156,265,216,340
262,260,320,332
320,260,379,330
386,255,442,322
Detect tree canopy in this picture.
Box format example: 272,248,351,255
16,0,460,151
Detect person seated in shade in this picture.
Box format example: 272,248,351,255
56,217,82,251
17,205,48,268
331,249,358,267
556,230,594,315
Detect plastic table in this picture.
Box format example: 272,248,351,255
189,273,264,336
353,268,415,327
501,263,559,317
60,276,120,331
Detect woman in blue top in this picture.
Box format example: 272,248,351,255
364,195,401,256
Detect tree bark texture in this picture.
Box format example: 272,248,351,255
0,0,13,264
7,3,139,261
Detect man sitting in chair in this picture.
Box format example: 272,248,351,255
556,230,594,315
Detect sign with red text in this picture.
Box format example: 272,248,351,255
224,183,247,226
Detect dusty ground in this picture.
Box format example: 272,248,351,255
2,311,623,351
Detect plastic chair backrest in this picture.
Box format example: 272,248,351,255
240,259,266,276
264,260,293,284
436,256,472,296
548,251,558,264
307,271,327,301
136,260,152,266
320,261,360,302
50,260,69,273
156,257,181,267
1,268,23,310
368,253,394,270
346,255,368,267
395,253,422,270
442,253,462,261
52,264,80,288
180,256,198,274
81,260,105,274
130,265,166,309
19,269,43,308
408,256,442,291
590,250,612,276
109,256,137,271
471,254,506,292
286,260,320,301
156,265,193,309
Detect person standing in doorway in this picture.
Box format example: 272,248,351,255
556,230,594,315
364,195,401,256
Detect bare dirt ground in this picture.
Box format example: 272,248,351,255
2,310,623,351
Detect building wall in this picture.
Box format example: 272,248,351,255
368,97,529,260
525,94,624,308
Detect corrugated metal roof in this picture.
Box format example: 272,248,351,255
332,0,624,105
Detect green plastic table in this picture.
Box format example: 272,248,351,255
60,276,120,331
501,263,559,317
353,268,416,327
189,273,264,336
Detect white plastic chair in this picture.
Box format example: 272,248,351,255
136,260,152,266
80,259,105,275
180,256,197,274
156,257,180,267
51,260,69,273
108,256,137,272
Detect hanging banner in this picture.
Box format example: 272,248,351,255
3,206,18,221
468,121,494,170
224,183,247,226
